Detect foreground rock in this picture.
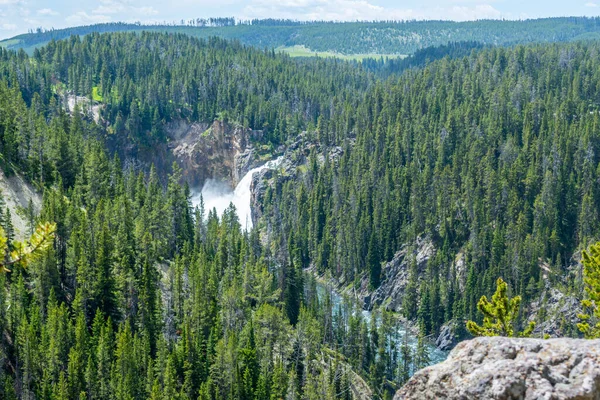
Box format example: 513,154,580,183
395,337,600,400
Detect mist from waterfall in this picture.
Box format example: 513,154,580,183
191,157,283,231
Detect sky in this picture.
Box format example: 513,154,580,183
1,0,599,40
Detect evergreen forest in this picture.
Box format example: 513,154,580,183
0,25,598,400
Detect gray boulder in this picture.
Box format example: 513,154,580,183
395,337,600,400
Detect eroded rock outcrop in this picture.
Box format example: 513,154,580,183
0,169,42,241
250,156,295,227
366,237,435,311
395,337,600,400
168,120,263,187
435,320,460,351
249,132,327,227
527,288,583,338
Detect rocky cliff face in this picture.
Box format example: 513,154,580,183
168,120,263,188
395,337,600,400
249,132,320,227
0,169,42,240
249,157,295,227
435,320,460,351
365,237,435,312
526,287,582,338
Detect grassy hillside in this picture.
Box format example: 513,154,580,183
3,17,600,56
276,45,407,60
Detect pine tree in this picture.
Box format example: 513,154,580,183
577,242,600,338
163,355,179,400
402,258,418,320
284,260,302,326
4,208,13,248
0,221,55,272
414,333,430,371
417,281,431,335
239,321,259,400
397,334,412,385
67,312,87,398
367,232,381,289
370,346,386,395
290,339,304,396
466,278,535,337
26,197,35,236
255,369,269,400
93,223,118,321
96,317,114,399
270,360,288,400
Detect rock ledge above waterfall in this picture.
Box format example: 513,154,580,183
394,336,600,400
168,119,264,187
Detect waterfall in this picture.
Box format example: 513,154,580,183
191,157,283,230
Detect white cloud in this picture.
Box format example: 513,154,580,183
445,4,503,20
37,8,60,16
0,0,22,4
0,23,16,30
93,0,127,14
93,0,158,17
586,2,598,7
24,18,41,25
66,11,112,25
242,0,503,22
447,0,500,3
137,6,159,16
243,0,388,21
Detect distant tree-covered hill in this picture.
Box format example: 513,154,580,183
3,17,600,56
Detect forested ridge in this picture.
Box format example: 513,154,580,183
4,17,600,56
1,32,371,177
359,41,487,78
260,41,600,339
0,29,599,400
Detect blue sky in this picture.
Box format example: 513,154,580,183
1,0,599,40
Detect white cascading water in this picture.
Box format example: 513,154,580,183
191,157,283,231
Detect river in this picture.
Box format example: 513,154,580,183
317,282,448,370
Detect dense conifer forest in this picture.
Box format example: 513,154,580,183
0,32,426,400
260,41,600,341
0,27,599,399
